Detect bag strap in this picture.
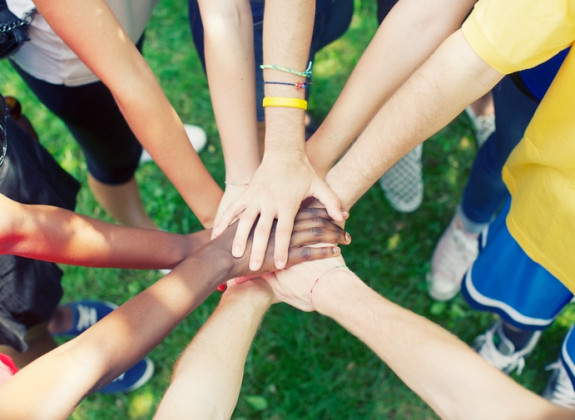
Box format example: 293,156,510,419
0,94,8,168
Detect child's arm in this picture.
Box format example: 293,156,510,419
0,209,348,419
32,0,222,227
0,193,209,269
154,280,273,419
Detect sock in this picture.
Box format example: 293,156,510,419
501,323,538,351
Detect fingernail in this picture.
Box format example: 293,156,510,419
345,232,351,242
249,259,261,271
342,211,350,219
232,245,242,258
217,283,227,292
276,260,286,270
332,247,340,254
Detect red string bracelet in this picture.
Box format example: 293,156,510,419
309,264,347,307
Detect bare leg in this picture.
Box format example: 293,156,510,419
88,175,157,230
0,323,57,368
469,91,494,117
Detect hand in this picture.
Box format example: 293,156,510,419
207,208,351,281
212,184,249,240
263,255,349,312
212,153,347,272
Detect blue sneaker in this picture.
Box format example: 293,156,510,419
55,300,118,336
99,357,155,394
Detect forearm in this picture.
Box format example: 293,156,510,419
199,0,260,182
307,0,476,176
0,253,231,419
33,0,222,227
262,0,314,155
313,270,557,419
155,283,272,419
1,199,204,269
325,30,503,209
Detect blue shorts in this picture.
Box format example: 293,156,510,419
461,199,573,331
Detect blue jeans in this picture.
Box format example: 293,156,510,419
188,0,354,121
458,76,539,233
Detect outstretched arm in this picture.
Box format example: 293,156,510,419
32,0,222,227
264,265,574,419
0,193,208,269
0,209,349,419
326,30,503,210
307,0,477,175
212,0,345,272
155,280,273,420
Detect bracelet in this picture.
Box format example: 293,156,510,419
309,264,347,306
262,96,308,110
263,81,311,91
224,181,249,187
260,61,313,78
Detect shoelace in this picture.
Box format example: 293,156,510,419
475,328,526,374
75,305,98,331
545,361,575,408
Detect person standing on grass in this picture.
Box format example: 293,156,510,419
4,0,212,231
0,94,154,392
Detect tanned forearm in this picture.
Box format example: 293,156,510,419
33,0,222,227
0,195,207,269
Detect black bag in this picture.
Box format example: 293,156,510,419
0,0,35,58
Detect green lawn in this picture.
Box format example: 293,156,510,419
1,0,574,418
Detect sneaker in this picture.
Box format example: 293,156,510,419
99,357,155,394
465,106,495,148
378,144,423,213
543,360,575,408
140,124,207,164
55,300,118,336
427,216,479,301
473,320,541,374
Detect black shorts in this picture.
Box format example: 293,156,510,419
10,62,142,185
0,100,80,352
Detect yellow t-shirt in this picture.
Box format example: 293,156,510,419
462,0,575,292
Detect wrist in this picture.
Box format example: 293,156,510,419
312,269,362,317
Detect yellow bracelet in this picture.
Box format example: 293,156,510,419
262,96,308,110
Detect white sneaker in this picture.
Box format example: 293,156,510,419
378,145,423,213
140,124,207,164
427,215,479,301
543,360,575,408
473,320,541,374
465,106,495,148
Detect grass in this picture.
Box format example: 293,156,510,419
1,0,574,418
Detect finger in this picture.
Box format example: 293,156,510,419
231,207,260,258
294,207,330,222
213,201,247,238
247,211,275,271
285,245,341,268
273,208,298,270
311,180,347,222
289,225,351,248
